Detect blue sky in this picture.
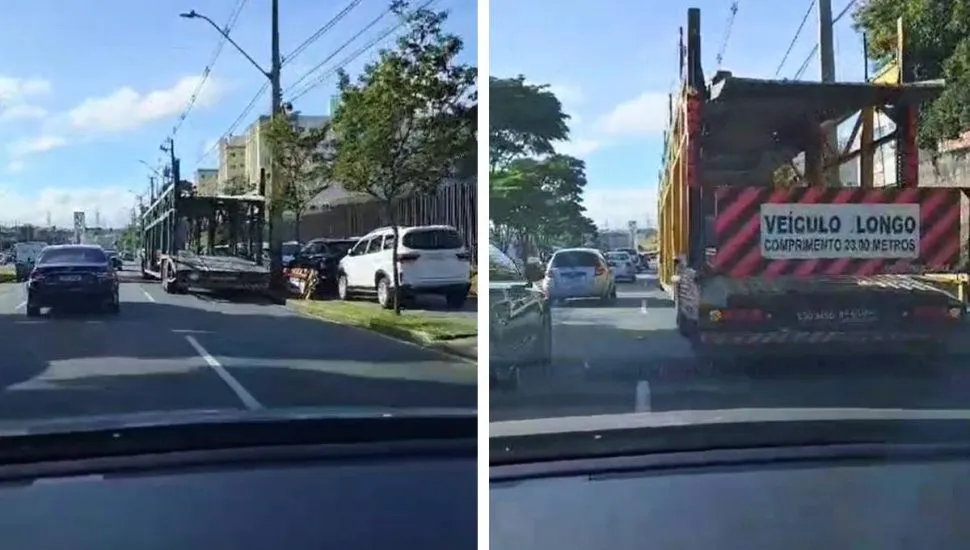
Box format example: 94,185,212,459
490,0,869,230
0,0,476,228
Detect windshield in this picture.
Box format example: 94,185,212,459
38,247,107,264
403,228,465,250
488,0,969,452
0,2,477,440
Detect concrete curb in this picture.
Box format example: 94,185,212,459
285,300,477,363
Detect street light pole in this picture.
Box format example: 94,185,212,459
180,3,286,294
267,0,285,292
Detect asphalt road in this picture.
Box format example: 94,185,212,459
491,271,970,422
0,263,476,422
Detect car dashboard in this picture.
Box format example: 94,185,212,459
491,443,970,549
0,440,476,550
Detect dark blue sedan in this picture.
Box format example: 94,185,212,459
25,245,120,316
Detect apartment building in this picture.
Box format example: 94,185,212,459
218,135,247,191
195,168,219,195
244,113,331,198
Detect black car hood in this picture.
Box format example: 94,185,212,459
0,406,477,437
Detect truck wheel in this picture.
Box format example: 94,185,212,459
25,303,40,317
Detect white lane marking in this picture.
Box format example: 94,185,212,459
640,299,648,314
15,300,25,310
183,334,263,411
635,380,651,412
141,289,156,302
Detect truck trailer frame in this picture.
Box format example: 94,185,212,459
659,9,969,360
140,174,272,299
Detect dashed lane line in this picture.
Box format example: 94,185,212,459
183,334,263,411
635,380,651,412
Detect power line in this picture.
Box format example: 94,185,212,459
282,0,363,66
792,0,855,79
715,1,739,69
169,0,249,140
284,7,394,98
775,0,816,76
286,0,440,103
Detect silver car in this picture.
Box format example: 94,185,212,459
605,250,637,282
543,248,616,303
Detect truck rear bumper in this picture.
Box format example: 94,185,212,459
694,327,961,356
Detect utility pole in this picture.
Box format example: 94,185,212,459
818,0,840,186
266,0,285,293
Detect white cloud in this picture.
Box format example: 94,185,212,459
67,75,224,134
7,135,67,157
582,185,659,231
0,77,50,100
548,84,583,106
6,161,24,174
595,92,669,137
3,76,226,169
0,185,137,228
0,76,51,124
0,104,47,121
555,138,603,157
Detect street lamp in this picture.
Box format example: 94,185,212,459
180,10,271,79
181,3,287,294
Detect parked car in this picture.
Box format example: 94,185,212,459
337,225,471,309
489,243,551,391
287,237,359,295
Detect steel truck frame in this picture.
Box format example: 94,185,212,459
659,8,968,360
140,176,271,298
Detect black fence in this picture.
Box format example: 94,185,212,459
282,179,478,254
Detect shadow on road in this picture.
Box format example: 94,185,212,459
0,298,477,422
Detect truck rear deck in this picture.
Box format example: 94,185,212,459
659,9,968,359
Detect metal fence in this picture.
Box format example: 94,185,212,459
282,179,478,254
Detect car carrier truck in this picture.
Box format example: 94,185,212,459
140,167,273,300
659,9,968,362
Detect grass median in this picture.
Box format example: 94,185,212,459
291,299,477,345
0,266,15,284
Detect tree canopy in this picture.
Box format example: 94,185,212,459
263,115,331,240
853,0,970,148
489,77,597,260
330,0,476,312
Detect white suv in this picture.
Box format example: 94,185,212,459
337,225,472,309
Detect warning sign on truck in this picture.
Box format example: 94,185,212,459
759,203,920,260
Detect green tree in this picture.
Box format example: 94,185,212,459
330,1,476,313
489,76,597,260
489,77,570,170
853,0,970,148
264,115,332,242
491,154,594,262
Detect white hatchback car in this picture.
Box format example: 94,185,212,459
337,225,472,309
